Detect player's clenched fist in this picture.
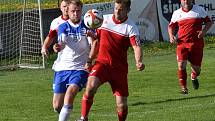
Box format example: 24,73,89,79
53,43,61,53
136,62,145,71
41,47,48,57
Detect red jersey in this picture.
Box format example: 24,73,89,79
169,5,212,47
96,14,141,68
48,15,68,39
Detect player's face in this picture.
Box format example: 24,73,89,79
181,0,194,10
114,3,130,22
68,4,82,24
60,1,69,17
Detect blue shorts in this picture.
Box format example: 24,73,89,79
53,70,88,93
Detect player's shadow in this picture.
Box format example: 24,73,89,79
131,93,215,106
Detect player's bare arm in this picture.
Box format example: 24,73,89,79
132,45,145,71
41,36,54,57
198,20,213,38
84,31,99,72
168,25,177,44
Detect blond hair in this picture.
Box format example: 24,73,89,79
68,0,83,8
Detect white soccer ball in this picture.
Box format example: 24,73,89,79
84,9,103,29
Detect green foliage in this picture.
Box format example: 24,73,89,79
141,41,176,57
204,35,215,44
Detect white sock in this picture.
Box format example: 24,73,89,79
58,105,73,121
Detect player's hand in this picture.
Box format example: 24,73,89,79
84,62,93,72
86,30,97,40
197,30,206,38
41,47,48,57
136,62,145,71
169,36,177,44
53,43,61,53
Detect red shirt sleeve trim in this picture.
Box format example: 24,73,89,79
48,30,57,39
130,35,141,46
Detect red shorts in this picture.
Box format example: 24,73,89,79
176,43,204,66
89,61,128,97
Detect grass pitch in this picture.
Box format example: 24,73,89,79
0,43,215,121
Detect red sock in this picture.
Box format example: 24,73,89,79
178,70,187,88
191,71,197,80
118,108,128,121
81,94,93,119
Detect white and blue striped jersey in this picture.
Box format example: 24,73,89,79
52,20,92,71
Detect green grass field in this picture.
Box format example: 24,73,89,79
0,43,215,121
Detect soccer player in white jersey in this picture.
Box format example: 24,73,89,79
168,0,213,94
41,0,69,57
43,0,97,121
41,0,70,113
76,0,145,121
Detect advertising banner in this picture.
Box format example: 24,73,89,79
130,0,159,41
83,2,114,16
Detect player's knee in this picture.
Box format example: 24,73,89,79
178,65,186,70
178,61,187,70
86,87,97,97
116,103,128,111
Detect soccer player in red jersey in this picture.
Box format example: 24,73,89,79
76,0,145,121
168,0,213,94
41,0,69,57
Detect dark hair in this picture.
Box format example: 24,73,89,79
115,0,131,8
68,0,83,8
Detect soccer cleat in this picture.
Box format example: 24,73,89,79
192,78,199,90
181,88,188,95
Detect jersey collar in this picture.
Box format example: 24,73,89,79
181,5,193,12
61,15,68,21
112,15,128,24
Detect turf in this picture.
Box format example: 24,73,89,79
0,43,215,121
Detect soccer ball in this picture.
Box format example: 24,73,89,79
84,9,103,29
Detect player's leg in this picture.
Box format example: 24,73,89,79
58,84,79,121
177,45,189,94
177,60,188,93
79,76,102,121
53,71,67,113
78,62,107,121
190,65,200,89
191,65,201,80
116,96,128,121
59,70,88,121
110,67,128,121
189,47,203,89
53,93,65,113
